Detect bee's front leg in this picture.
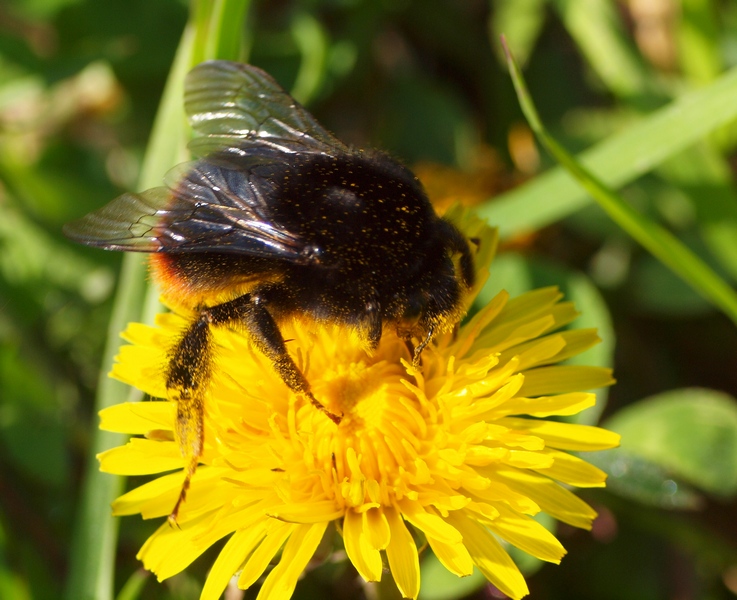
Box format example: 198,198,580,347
208,289,342,423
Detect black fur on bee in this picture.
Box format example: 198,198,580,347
65,61,475,522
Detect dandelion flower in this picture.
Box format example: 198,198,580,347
99,211,619,600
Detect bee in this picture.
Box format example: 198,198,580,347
65,61,475,523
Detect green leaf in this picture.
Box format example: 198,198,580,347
0,568,31,600
630,251,714,317
552,0,655,99
500,38,737,326
604,388,737,497
656,143,737,282
480,64,737,240
490,0,548,67
114,569,149,600
65,4,253,598
588,448,703,509
678,0,722,85
205,0,251,63
418,554,486,600
64,20,197,600
290,12,329,105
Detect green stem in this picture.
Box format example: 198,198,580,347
65,3,253,597
64,24,196,600
500,35,737,327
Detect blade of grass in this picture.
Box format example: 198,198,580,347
552,0,656,99
480,63,737,240
490,0,547,67
657,144,737,281
65,0,253,594
290,12,329,105
63,26,196,600
678,0,722,85
500,35,737,327
192,0,253,65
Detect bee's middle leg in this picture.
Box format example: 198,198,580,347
206,291,342,424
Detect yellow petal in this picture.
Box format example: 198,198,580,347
363,506,390,550
193,498,272,542
498,417,621,451
464,445,507,466
483,315,556,354
268,500,343,523
536,448,609,487
344,508,383,582
257,522,328,600
503,450,555,470
498,329,601,369
493,466,598,529
465,500,501,522
426,536,474,577
453,374,524,421
200,522,268,600
112,471,183,518
113,466,255,523
385,506,420,599
447,511,529,600
449,290,508,359
496,393,596,418
138,512,227,581
397,498,462,545
238,522,297,590
99,401,175,433
471,480,540,515
98,438,181,475
509,334,567,371
493,287,562,325
518,366,615,397
111,345,167,398
487,504,566,564
546,328,602,362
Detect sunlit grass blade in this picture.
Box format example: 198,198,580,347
193,0,252,65
65,1,253,597
480,63,737,240
490,0,547,67
552,0,655,99
500,36,737,327
290,12,329,104
63,27,195,600
114,569,149,600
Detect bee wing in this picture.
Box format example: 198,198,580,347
185,60,348,159
63,187,169,251
64,60,335,261
64,157,311,261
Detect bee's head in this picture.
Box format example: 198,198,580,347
393,218,476,348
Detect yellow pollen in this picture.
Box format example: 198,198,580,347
295,345,432,509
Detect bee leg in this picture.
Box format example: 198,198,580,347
205,292,342,424
412,326,434,368
363,299,383,350
165,318,212,526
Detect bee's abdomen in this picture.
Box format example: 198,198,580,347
150,252,282,308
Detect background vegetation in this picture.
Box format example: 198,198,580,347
1,0,737,599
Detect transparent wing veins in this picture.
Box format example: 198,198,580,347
184,60,348,158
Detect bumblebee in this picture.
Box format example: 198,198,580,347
65,61,475,522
